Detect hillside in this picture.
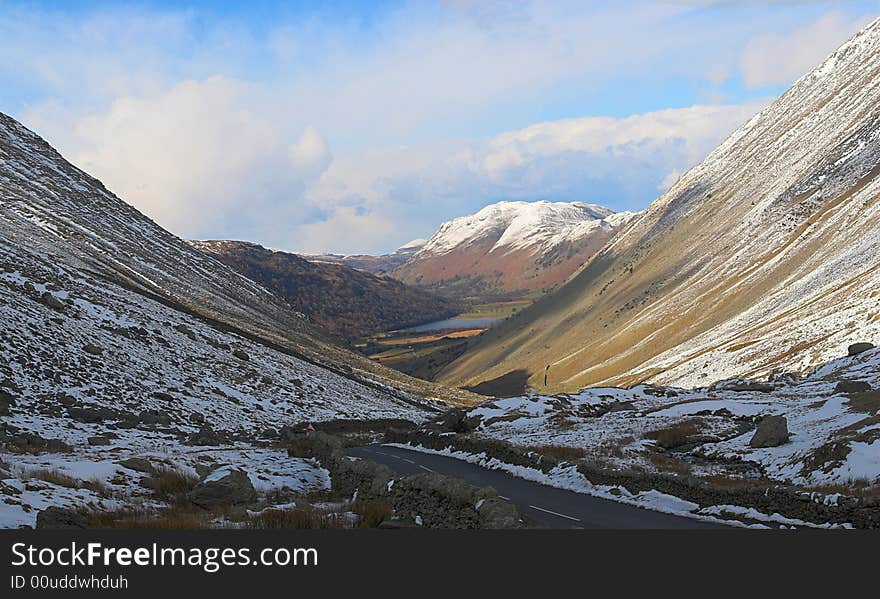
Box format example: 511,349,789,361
441,18,880,393
304,239,426,275
191,240,459,339
393,201,637,300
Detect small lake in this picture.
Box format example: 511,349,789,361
401,317,503,333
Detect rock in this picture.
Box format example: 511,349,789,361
40,292,66,311
0,391,16,416
87,436,111,446
848,342,875,356
66,406,105,423
185,424,227,446
189,412,205,425
475,497,521,529
187,467,257,508
749,415,790,448
835,380,872,394
232,349,250,361
432,408,482,433
36,507,89,529
722,381,775,393
117,457,156,474
175,324,197,340
607,400,636,412
82,343,103,356
139,409,171,426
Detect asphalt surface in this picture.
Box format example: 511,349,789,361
347,444,722,529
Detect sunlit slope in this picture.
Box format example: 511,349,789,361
440,18,880,392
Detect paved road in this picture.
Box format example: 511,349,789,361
348,444,722,529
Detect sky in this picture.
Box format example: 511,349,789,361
2,0,879,254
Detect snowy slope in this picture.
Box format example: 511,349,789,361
443,17,880,390
0,111,478,527
416,201,620,256
461,346,880,491
394,200,638,298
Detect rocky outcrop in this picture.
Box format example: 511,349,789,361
848,343,875,356
388,473,520,529
187,467,257,508
36,507,88,529
749,415,790,448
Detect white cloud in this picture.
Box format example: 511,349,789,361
740,12,872,87
25,77,326,242
6,1,863,253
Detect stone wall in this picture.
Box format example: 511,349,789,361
387,430,880,529
286,432,521,528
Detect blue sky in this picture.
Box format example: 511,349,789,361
2,0,879,253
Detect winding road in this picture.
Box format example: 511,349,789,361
347,444,721,529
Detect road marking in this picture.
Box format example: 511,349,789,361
402,458,415,464
528,505,581,522
419,465,436,473
498,495,510,500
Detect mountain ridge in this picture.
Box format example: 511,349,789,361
393,200,638,300
190,239,460,340
440,17,880,392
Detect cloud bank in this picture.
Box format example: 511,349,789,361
6,1,877,253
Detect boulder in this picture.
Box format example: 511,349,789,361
189,412,206,425
87,436,111,446
232,349,250,361
187,467,257,508
36,507,89,529
848,342,875,357
117,457,156,474
835,380,872,394
82,343,103,356
139,409,171,426
0,391,16,416
749,415,790,448
185,424,227,446
40,292,66,311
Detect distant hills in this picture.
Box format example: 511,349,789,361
191,240,459,340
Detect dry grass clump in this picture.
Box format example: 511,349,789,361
352,499,393,527
804,477,880,498
245,507,346,529
645,452,693,476
22,468,112,497
644,420,702,449
85,505,210,529
527,444,587,461
145,467,199,503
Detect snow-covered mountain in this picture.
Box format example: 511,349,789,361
393,200,638,299
303,239,426,275
441,17,880,392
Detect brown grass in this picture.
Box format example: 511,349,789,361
644,420,701,449
22,468,112,497
145,467,199,503
803,477,880,498
85,506,210,529
645,452,693,476
527,444,587,462
245,507,346,529
352,499,393,527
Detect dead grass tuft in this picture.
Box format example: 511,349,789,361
644,420,702,449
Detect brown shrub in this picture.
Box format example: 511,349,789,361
644,420,701,449
22,468,80,489
146,467,199,503
352,499,393,528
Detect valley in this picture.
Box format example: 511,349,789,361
2,12,880,532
